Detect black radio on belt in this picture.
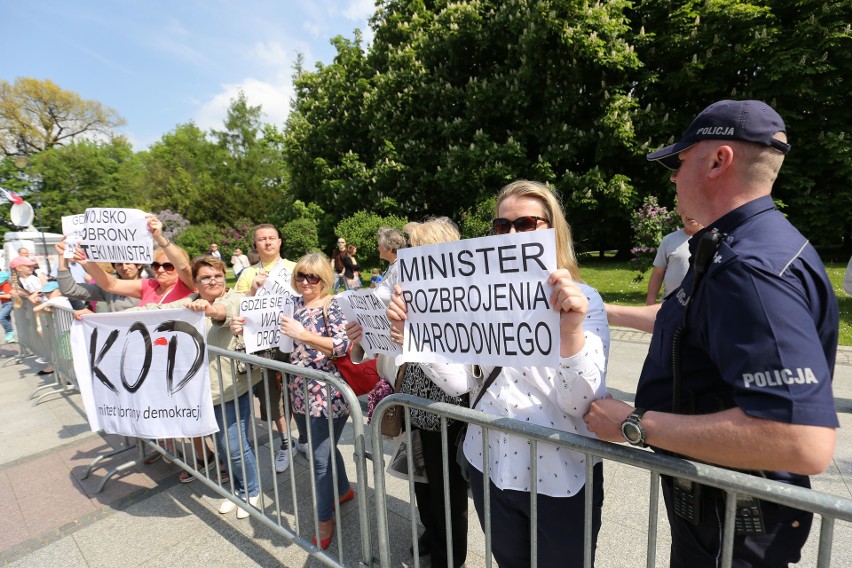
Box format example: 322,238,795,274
670,230,765,535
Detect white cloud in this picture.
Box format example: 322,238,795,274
302,19,325,38
193,78,294,132
341,0,374,21
254,41,290,67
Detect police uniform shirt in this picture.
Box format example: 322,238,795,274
635,195,839,483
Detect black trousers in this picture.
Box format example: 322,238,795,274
413,421,469,568
469,461,604,568
661,475,813,568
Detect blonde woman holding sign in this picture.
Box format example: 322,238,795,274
388,180,610,568
278,252,353,550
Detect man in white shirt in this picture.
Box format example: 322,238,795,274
208,243,222,259
230,248,250,279
645,209,703,304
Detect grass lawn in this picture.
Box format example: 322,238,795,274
579,255,852,347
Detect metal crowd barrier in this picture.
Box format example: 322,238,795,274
12,300,46,359
370,393,852,568
11,301,79,405
140,347,374,568
15,303,851,568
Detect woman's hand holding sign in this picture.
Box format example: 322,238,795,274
279,314,308,343
386,284,406,345
345,321,363,344
549,268,588,358
230,315,246,336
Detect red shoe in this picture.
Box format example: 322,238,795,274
337,487,355,507
312,519,335,550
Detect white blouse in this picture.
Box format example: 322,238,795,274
421,283,609,497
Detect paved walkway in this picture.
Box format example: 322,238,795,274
1,331,851,567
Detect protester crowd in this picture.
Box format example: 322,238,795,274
6,99,840,568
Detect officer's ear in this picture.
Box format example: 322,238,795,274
707,144,734,180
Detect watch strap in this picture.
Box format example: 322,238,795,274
622,407,648,447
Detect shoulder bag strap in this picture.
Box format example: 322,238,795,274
471,366,502,410
393,363,408,392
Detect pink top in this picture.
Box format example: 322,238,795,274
138,278,194,306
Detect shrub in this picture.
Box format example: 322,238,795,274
335,211,408,268
630,196,680,281
281,217,320,260
175,222,222,259
216,218,255,259
155,210,189,241
459,194,497,239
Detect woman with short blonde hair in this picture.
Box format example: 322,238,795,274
280,251,352,550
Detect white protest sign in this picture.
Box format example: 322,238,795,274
70,308,218,438
258,260,297,297
61,214,86,258
240,292,297,353
397,229,559,367
337,290,400,358
78,208,154,264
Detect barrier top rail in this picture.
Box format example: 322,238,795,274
373,393,852,523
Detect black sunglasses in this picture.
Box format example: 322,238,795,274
491,216,548,235
295,272,321,285
151,262,176,272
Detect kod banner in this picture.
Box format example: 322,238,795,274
70,309,218,438
77,208,154,264
396,229,559,368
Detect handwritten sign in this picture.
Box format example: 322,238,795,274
61,214,86,258
70,309,218,438
240,293,297,353
337,290,401,358
258,260,297,297
396,230,559,367
77,208,154,264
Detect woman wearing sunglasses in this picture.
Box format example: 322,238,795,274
278,252,353,550
388,180,609,568
84,215,195,307
132,256,262,518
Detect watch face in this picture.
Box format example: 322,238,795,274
622,422,642,444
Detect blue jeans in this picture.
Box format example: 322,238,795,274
333,274,351,293
0,302,12,334
215,392,259,499
295,412,350,521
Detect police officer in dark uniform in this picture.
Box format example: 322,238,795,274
585,100,839,567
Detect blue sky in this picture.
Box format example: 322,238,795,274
2,0,374,150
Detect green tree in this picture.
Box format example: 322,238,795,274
28,138,138,231
628,0,852,246
281,218,321,260
286,0,643,251
0,77,125,157
211,92,288,225
135,122,222,221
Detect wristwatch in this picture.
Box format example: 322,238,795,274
621,408,648,447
